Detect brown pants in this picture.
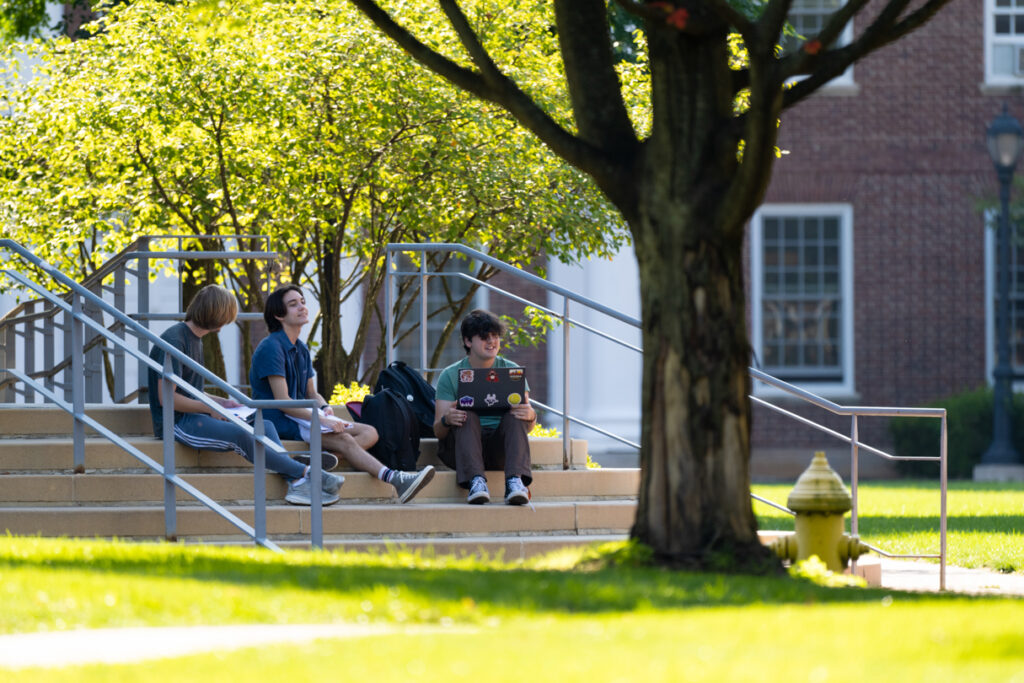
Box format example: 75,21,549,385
437,411,532,488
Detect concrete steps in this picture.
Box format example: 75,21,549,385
0,404,638,555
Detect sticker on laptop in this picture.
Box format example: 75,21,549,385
459,369,475,383
509,368,524,381
486,370,499,382
507,393,522,405
484,393,499,407
458,396,475,408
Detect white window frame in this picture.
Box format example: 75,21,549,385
983,209,1024,387
986,0,1024,86
750,203,856,398
785,0,856,89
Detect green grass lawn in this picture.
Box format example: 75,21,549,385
753,480,1024,572
2,535,1024,681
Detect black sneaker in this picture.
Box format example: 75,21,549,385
504,476,530,506
293,451,340,472
467,476,490,505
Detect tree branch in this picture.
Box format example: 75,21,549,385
347,0,634,206
781,0,953,110
553,0,637,153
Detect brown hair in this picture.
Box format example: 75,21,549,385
185,285,238,331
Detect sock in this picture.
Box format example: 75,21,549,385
378,467,395,483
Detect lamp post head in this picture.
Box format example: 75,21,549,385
987,104,1024,173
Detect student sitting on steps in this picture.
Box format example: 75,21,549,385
147,285,344,507
249,284,435,504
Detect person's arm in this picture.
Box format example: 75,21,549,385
156,379,229,420
434,398,468,437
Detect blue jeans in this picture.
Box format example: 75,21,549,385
172,413,306,481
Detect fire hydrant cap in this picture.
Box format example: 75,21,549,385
786,451,852,513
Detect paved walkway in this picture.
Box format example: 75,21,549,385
877,558,1024,596
1,560,1019,670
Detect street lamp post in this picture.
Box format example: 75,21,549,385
980,105,1024,476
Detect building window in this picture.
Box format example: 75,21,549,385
987,0,1024,84
984,212,1024,382
782,0,854,87
751,204,855,396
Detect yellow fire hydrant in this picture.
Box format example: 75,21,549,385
770,451,871,572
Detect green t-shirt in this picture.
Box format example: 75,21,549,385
435,356,527,430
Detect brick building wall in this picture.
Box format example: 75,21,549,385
752,0,1007,465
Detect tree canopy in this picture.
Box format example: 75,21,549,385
0,0,629,388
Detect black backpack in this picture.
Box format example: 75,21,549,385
374,361,436,438
356,387,420,471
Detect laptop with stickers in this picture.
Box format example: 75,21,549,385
455,366,528,414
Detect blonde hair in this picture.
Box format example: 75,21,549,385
185,285,238,331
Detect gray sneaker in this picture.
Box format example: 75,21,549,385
286,477,340,506
322,471,345,496
467,476,490,505
390,466,435,504
293,451,340,471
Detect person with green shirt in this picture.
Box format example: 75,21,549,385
433,310,536,505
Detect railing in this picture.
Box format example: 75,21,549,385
0,238,331,551
386,242,948,590
749,368,947,590
0,234,277,404
385,243,641,469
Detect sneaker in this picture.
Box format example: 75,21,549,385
504,476,530,506
390,466,435,504
322,471,345,496
467,476,490,505
292,451,340,472
286,477,340,506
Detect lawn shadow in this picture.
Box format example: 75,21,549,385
0,538,1000,616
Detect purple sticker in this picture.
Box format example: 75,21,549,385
458,396,475,408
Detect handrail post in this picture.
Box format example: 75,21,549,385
850,414,859,538
23,302,35,402
386,249,395,366
114,265,126,402
310,410,323,549
419,256,428,371
940,411,948,591
161,354,178,542
137,237,151,404
254,408,268,545
70,293,86,472
562,296,570,469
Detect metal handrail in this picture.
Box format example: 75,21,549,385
0,234,278,403
0,238,330,551
386,242,948,590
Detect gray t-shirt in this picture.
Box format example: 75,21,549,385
148,322,204,438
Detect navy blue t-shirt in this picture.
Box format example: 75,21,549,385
249,329,314,436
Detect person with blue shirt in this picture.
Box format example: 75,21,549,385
249,284,434,504
433,309,535,505
148,285,343,507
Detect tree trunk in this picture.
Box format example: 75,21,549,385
626,25,775,570
314,249,354,396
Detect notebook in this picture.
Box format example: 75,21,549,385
455,366,528,414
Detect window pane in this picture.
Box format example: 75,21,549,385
997,15,1012,35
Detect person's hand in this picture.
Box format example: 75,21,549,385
320,405,335,417
208,408,230,421
510,400,535,423
220,398,243,409
444,407,468,428
323,415,349,434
